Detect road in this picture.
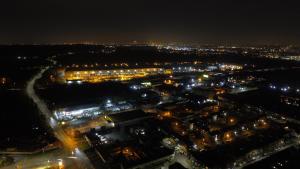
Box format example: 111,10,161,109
232,115,300,169
23,66,94,169
232,138,299,169
1,149,85,169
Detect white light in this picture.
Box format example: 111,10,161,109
214,135,219,142
203,74,209,78
58,160,63,167
186,85,192,90
131,85,138,90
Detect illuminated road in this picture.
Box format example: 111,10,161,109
232,113,300,169
24,66,94,169
1,149,83,169
232,138,300,169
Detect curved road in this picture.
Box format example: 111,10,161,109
25,66,94,169
26,67,76,149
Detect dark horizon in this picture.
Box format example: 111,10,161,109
1,0,300,45
1,42,299,48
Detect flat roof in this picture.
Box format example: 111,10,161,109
109,109,152,123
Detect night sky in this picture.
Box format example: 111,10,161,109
1,0,300,45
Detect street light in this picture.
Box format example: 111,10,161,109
58,160,64,169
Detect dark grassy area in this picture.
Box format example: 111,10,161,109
0,90,55,151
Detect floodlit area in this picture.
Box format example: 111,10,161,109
56,68,172,84
54,107,102,121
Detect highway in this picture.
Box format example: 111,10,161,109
22,66,94,169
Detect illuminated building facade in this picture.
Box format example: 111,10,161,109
56,68,172,83
55,106,101,121
219,64,243,71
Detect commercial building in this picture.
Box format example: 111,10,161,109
56,67,172,83
85,111,173,169
54,104,101,121
54,100,133,121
